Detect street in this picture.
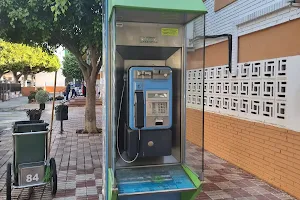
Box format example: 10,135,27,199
0,111,26,132
0,97,29,132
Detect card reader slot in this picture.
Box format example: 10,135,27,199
155,119,163,126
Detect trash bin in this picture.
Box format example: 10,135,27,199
55,104,68,121
12,120,49,185
13,120,48,133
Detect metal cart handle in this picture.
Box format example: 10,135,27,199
12,131,49,136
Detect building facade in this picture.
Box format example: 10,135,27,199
35,46,66,88
186,0,300,198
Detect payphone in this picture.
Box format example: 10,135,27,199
119,66,173,161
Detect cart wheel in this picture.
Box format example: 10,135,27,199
50,158,57,195
6,163,11,200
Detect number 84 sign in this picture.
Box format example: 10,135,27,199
20,165,44,186
26,174,39,182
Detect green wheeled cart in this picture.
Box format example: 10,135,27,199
6,120,57,200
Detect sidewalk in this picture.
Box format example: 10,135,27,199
0,106,296,200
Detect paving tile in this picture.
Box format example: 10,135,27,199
204,177,212,183
205,190,231,200
232,179,257,188
215,168,240,175
272,193,296,200
76,187,87,197
242,186,271,196
65,197,76,200
260,185,282,194
254,195,271,200
65,188,76,197
207,164,226,170
206,175,229,183
223,189,252,198
249,179,269,186
222,174,244,181
86,180,96,187
205,169,220,176
204,159,220,164
202,183,221,191
77,196,88,200
215,181,239,190
53,197,67,200
86,186,98,196
235,197,258,200
87,195,99,200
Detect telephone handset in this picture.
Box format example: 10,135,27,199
134,91,144,129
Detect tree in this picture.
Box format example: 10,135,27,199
0,0,102,133
0,40,60,83
62,52,83,81
0,65,9,79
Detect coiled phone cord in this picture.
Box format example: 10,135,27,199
116,82,140,163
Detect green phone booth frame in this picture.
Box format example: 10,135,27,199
101,1,207,199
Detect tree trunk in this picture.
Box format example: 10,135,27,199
12,71,18,83
12,71,22,83
69,45,101,133
23,74,28,87
85,78,98,133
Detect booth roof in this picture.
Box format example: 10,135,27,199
108,0,207,21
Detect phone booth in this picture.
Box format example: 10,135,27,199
101,1,207,199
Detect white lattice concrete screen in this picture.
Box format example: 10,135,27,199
187,56,300,132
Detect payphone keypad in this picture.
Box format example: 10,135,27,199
146,91,170,128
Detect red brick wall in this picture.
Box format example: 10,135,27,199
187,109,300,199
45,86,66,93
22,86,66,96
21,87,35,96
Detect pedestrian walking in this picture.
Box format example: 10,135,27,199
82,82,86,97
65,83,71,101
71,88,77,98
70,83,77,99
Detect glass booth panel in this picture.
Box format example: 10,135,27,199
186,15,205,177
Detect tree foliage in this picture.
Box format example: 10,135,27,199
0,0,102,132
62,52,83,81
0,0,102,72
35,90,50,104
0,40,60,81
